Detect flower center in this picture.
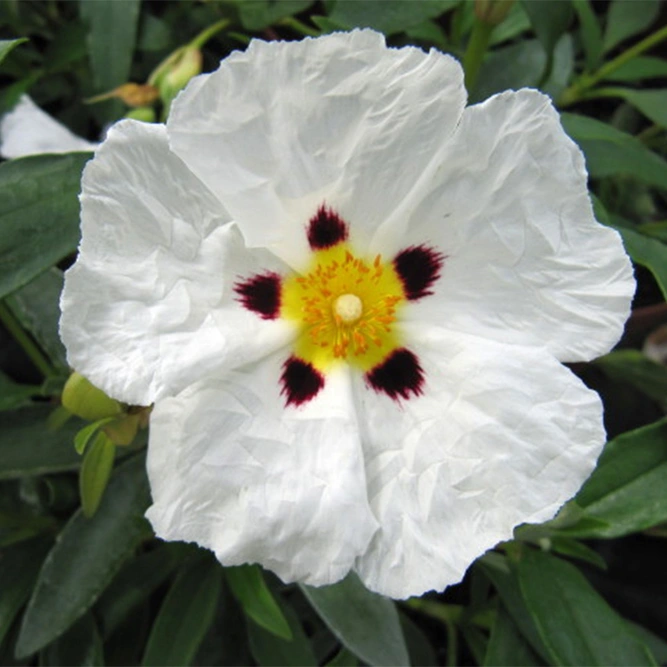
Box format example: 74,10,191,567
281,244,406,372
334,294,362,323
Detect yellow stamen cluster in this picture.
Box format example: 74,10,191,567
281,245,405,372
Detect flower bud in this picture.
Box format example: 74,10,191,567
474,0,515,25
62,372,122,421
125,106,156,123
152,47,203,111
164,48,202,95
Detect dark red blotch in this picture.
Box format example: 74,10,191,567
366,348,425,401
393,245,444,301
281,356,325,407
307,205,349,250
234,272,281,320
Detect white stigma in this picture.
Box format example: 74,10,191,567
334,294,363,323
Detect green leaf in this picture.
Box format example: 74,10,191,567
521,0,572,57
561,113,667,190
478,554,552,663
96,543,186,638
142,554,222,667
472,40,546,103
39,612,104,667
225,565,292,640
5,269,67,371
405,20,449,49
596,350,667,402
548,536,607,570
489,3,531,46
238,0,314,31
638,220,667,242
572,0,603,71
44,20,88,73
604,0,660,52
484,605,543,667
601,56,667,82
300,573,409,667
137,14,171,52
79,0,140,92
0,153,90,300
0,38,27,66
15,454,151,657
0,537,50,646
79,431,115,517
572,418,667,538
542,34,575,101
614,226,667,299
73,417,114,455
328,0,458,35
611,88,667,128
247,598,317,666
517,549,654,665
0,405,82,479
326,647,360,666
0,371,37,411
310,15,351,34
400,612,437,667
629,623,667,665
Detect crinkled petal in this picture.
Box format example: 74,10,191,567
146,356,378,587
167,30,465,267
0,95,98,158
353,324,605,599
383,89,634,363
60,120,293,405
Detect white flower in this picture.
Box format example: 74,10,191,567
60,30,634,599
0,95,98,159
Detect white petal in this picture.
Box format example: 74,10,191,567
0,95,98,158
146,357,378,587
167,30,465,266
388,89,634,362
60,120,293,405
353,325,605,599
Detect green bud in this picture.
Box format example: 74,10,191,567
125,106,157,123
62,372,122,421
164,48,202,94
158,47,203,112
474,0,515,26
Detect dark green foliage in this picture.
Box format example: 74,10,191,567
142,553,222,666
0,154,91,300
15,454,151,657
1,1,667,665
301,574,409,666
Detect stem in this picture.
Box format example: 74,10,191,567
0,301,56,379
406,599,463,624
574,85,658,103
594,23,667,86
189,19,230,50
560,23,667,106
405,599,461,666
636,124,662,144
446,620,459,667
463,19,494,93
279,16,319,37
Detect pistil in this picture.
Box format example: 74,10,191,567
281,243,406,371
334,294,363,323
